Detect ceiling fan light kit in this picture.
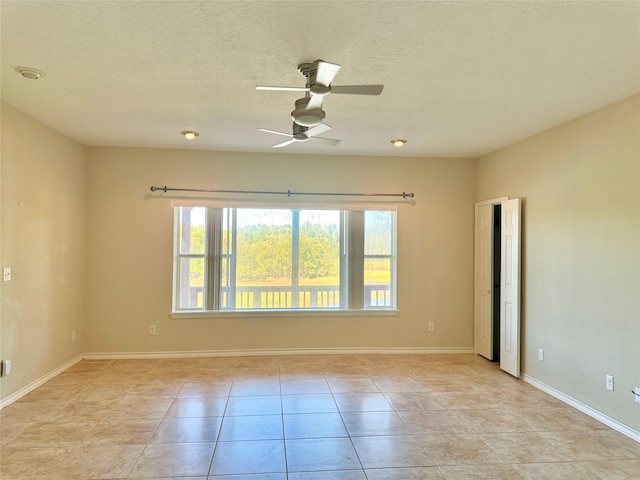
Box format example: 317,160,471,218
257,59,384,148
290,97,325,127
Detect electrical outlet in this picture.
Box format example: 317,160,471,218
606,374,614,391
149,325,157,336
71,329,76,341
538,348,544,361
634,387,640,404
428,322,435,332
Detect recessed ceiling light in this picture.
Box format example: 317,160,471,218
15,67,45,80
181,130,199,140
391,139,407,147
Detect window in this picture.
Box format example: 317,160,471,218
173,206,396,313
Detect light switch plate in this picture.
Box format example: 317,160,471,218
3,268,11,282
1,359,12,376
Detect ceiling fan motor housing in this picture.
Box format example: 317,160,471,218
291,97,325,127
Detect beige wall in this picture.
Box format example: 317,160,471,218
476,94,640,431
84,148,476,354
0,102,86,401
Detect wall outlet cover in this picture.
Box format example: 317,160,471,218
1,359,12,376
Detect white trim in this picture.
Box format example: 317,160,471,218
168,196,403,210
0,354,83,410
475,196,509,207
170,308,400,319
523,374,640,443
83,347,474,360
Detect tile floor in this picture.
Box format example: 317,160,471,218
1,354,638,479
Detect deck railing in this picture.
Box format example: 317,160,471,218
187,284,391,309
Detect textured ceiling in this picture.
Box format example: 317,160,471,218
1,1,638,158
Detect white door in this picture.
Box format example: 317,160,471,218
474,197,508,359
500,198,521,377
474,203,494,359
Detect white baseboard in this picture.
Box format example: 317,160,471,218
0,354,83,410
83,346,474,360
523,374,640,443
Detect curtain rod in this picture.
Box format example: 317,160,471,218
149,186,415,199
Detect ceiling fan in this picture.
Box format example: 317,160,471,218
258,122,340,148
256,59,384,128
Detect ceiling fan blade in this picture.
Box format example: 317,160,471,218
306,94,324,110
273,138,298,148
258,128,293,138
330,84,384,95
306,123,332,137
315,61,341,86
256,85,310,92
310,136,341,146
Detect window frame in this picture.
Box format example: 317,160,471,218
172,206,398,316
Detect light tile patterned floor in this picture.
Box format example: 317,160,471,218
1,354,638,479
